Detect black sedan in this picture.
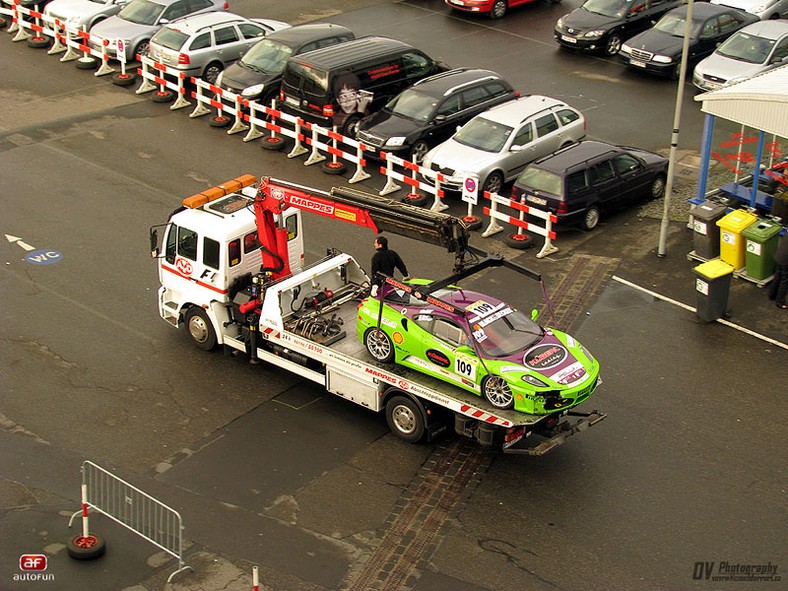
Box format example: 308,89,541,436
555,0,682,56
619,3,758,78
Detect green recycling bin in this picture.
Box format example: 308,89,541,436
694,259,734,323
742,220,782,280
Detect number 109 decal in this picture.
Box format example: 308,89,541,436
454,354,477,381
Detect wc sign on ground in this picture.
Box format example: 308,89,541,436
462,176,478,205
6,235,64,265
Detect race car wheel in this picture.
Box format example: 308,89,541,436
482,375,514,410
185,307,217,351
364,328,394,363
67,533,106,560
385,396,425,443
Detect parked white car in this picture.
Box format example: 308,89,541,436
421,95,586,196
693,19,788,91
44,0,129,36
710,0,788,20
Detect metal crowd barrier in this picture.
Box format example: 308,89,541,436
68,460,191,583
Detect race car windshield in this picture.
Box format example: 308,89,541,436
474,310,543,357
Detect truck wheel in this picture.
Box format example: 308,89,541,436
364,328,394,363
67,533,106,560
386,396,425,443
185,307,217,351
482,375,514,410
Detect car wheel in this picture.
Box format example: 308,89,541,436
670,63,682,81
67,533,106,560
185,307,217,351
342,115,362,139
365,327,394,363
650,174,666,199
490,0,507,19
203,62,223,85
385,396,425,443
580,205,600,231
135,40,149,60
410,140,429,165
482,375,514,410
482,171,504,196
604,34,622,56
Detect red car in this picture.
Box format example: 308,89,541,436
445,0,553,19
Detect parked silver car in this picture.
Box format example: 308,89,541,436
89,0,228,62
44,0,129,37
693,19,788,91
148,12,288,83
710,0,788,20
421,95,586,196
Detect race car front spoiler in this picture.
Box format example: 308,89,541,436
502,409,607,455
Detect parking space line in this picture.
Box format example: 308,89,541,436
612,275,788,351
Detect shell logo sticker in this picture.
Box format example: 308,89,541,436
175,257,193,276
392,332,404,344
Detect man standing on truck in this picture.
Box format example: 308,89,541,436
371,235,409,295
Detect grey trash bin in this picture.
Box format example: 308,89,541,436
690,200,728,259
694,259,734,323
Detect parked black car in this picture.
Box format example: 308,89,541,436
217,23,355,106
355,68,517,164
555,0,682,56
619,3,758,78
511,140,668,231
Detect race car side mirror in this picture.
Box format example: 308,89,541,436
531,309,538,321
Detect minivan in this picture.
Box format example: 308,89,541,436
279,36,449,137
511,140,668,231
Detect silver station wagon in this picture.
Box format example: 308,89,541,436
148,11,288,83
421,95,586,196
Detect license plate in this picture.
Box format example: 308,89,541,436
284,96,299,107
630,59,647,68
529,196,547,206
561,35,577,44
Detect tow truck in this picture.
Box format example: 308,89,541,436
150,175,605,454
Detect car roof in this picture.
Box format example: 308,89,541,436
668,2,747,18
292,36,417,69
476,95,570,126
265,22,354,48
158,11,251,34
530,140,619,172
410,68,506,97
733,19,788,41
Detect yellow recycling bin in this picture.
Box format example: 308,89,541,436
716,209,758,269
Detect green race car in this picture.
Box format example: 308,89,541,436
357,280,600,415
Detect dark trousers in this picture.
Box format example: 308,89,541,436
768,263,788,307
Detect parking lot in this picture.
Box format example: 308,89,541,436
1,1,786,590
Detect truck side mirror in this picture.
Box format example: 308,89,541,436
150,229,159,258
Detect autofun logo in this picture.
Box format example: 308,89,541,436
15,554,54,582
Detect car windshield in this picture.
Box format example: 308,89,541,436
151,27,187,50
118,0,165,26
385,89,438,122
471,308,543,358
518,167,564,197
582,0,628,19
241,39,292,73
88,0,113,4
716,31,773,63
453,117,513,153
654,12,702,38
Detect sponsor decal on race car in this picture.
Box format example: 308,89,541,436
524,344,567,370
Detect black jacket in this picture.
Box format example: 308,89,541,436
371,247,408,286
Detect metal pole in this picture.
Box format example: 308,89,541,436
658,0,694,257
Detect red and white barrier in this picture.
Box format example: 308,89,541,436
299,122,371,183
482,192,559,258
379,152,446,211
134,55,191,109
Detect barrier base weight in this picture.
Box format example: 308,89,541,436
504,232,534,249
112,73,137,87
322,161,347,175
67,533,106,561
